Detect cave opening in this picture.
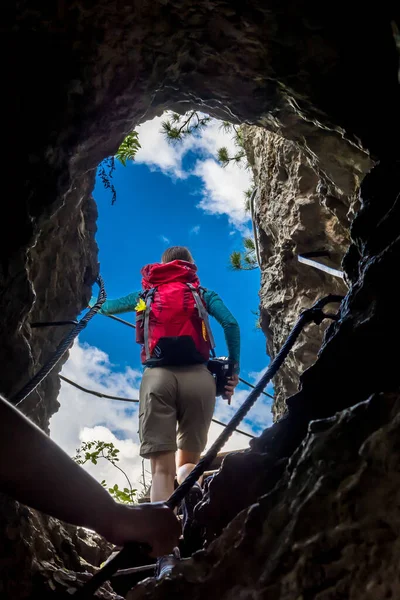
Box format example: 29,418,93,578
49,110,275,507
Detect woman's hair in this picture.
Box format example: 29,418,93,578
161,246,194,264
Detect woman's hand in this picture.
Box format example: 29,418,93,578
102,502,181,557
223,373,239,404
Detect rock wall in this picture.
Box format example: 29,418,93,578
243,127,354,419
128,392,400,600
0,494,113,599
0,181,102,598
26,185,98,431
0,174,98,431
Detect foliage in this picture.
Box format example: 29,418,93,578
161,112,248,167
161,111,211,142
100,112,253,209
98,157,117,205
229,237,259,271
74,440,137,504
115,131,141,166
216,122,247,167
251,309,262,330
99,131,140,204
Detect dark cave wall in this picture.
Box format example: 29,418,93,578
0,2,399,598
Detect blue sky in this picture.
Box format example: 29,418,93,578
50,114,273,490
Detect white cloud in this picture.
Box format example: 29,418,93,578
248,366,274,392
51,341,272,497
160,235,170,244
50,341,146,492
134,113,253,232
190,225,200,235
194,159,252,231
135,116,187,179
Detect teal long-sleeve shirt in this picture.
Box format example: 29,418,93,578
92,289,240,370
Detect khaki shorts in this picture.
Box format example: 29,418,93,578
138,364,216,458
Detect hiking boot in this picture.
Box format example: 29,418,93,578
181,481,203,535
155,546,181,580
179,482,205,556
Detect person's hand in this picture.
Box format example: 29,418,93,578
102,501,181,557
223,373,239,404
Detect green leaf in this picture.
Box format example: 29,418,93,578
115,131,141,166
118,492,130,502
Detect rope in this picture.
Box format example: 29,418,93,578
211,417,254,439
13,277,106,407
59,375,255,438
59,375,139,403
165,295,342,508
105,314,136,329
238,377,273,400
30,320,78,328
74,294,343,598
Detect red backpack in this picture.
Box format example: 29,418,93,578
135,260,215,366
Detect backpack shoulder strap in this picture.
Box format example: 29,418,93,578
187,283,216,351
143,287,157,360
199,286,208,300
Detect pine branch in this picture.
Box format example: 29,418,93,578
229,251,243,270
243,237,255,251
162,111,210,143
217,147,246,167
219,121,234,134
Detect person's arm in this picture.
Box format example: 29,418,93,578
90,291,140,316
0,396,180,555
205,290,240,401
204,290,241,371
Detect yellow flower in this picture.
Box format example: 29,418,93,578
135,298,146,312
